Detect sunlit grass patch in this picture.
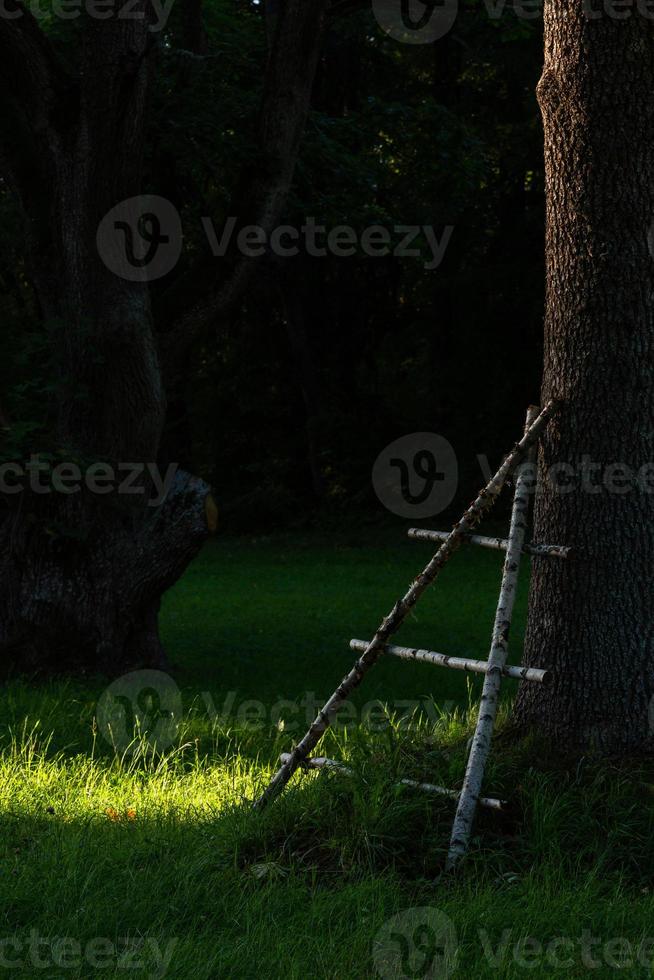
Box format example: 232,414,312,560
2,531,654,978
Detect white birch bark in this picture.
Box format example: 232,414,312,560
408,528,570,559
446,408,539,871
254,401,557,811
279,754,507,811
349,639,548,684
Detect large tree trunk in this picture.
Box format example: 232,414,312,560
513,0,654,752
0,472,212,673
0,5,212,674
0,0,328,674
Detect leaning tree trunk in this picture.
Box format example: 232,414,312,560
513,0,654,751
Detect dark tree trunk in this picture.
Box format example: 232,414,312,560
513,1,654,751
0,0,328,675
161,0,329,367
0,6,214,673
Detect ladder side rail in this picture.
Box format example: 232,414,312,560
254,402,556,811
446,408,539,870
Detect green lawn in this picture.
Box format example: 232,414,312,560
1,529,654,978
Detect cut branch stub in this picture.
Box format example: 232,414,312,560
205,494,218,535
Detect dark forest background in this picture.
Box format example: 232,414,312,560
0,0,544,530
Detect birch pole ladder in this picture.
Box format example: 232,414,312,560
254,402,570,870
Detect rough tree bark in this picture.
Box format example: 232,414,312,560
0,0,327,674
0,1,214,672
514,0,654,752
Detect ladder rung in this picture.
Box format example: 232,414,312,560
254,404,559,815
280,754,508,811
350,639,549,684
399,778,507,811
408,527,571,559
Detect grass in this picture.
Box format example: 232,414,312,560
1,527,654,978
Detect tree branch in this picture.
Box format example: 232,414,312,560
161,0,330,374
